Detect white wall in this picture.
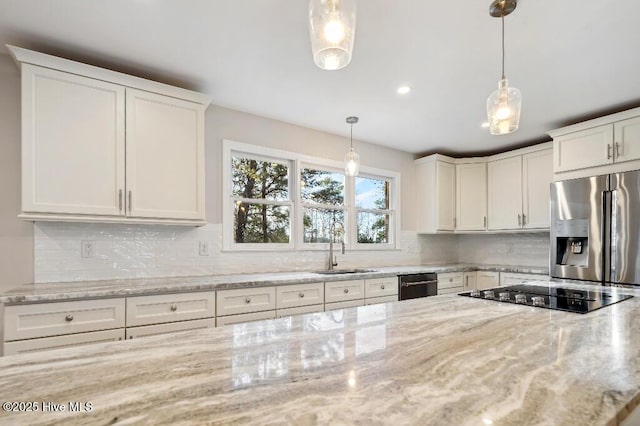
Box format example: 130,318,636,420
0,54,33,291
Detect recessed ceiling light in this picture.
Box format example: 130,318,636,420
397,86,411,95
481,122,490,128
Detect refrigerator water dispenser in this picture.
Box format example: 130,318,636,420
554,219,589,267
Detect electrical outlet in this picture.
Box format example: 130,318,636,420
81,240,95,258
199,241,210,256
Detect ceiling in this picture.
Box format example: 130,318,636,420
1,0,640,156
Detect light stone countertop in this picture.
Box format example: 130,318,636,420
0,280,637,425
0,263,549,304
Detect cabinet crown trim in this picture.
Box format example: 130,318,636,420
547,107,640,138
7,44,211,106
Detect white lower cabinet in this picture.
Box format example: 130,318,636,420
216,311,276,327
125,318,214,339
276,282,324,309
325,299,365,311
3,329,125,356
499,272,549,286
365,295,398,305
216,286,276,317
325,280,365,304
437,272,464,295
276,304,323,318
476,271,500,290
126,292,215,327
364,277,398,299
463,272,477,291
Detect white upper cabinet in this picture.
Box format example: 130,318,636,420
522,149,553,229
487,156,523,230
415,155,455,233
21,64,126,216
125,89,205,220
456,162,487,231
10,45,210,225
549,107,640,179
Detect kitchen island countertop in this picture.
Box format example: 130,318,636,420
0,281,638,425
0,263,548,304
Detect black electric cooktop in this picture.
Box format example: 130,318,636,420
458,284,633,314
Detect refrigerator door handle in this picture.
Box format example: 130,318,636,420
609,189,617,283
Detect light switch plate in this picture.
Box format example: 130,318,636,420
81,240,94,258
199,241,210,256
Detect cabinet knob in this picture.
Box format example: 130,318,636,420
65,314,73,322
299,293,305,298
245,298,251,304
344,288,349,294
381,284,385,290
170,304,178,312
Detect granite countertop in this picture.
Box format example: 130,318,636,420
0,280,637,425
0,264,549,304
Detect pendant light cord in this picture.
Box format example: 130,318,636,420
501,14,505,79
350,123,353,149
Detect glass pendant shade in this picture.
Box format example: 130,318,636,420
487,77,521,135
344,147,360,176
309,0,356,70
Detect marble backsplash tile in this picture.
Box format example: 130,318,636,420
33,223,427,282
456,232,550,267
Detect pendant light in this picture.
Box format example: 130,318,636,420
309,0,356,70
486,0,521,135
344,116,360,176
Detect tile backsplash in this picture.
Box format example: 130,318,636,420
456,232,550,267
34,223,426,282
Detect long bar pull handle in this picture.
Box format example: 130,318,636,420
128,191,132,213
517,214,521,226
607,144,613,160
615,142,622,159
522,213,526,226
118,189,123,211
483,216,487,228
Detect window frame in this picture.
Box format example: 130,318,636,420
222,139,401,251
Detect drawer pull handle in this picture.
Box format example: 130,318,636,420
299,293,305,298
170,304,178,312
245,298,251,304
381,284,385,290
344,288,349,294
65,314,74,322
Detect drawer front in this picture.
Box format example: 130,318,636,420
325,299,364,311
126,318,214,339
217,287,276,316
499,272,549,286
365,295,398,305
3,329,124,356
325,279,365,303
438,286,463,295
477,271,500,289
276,282,324,309
276,304,323,318
216,310,276,327
4,298,125,341
437,272,463,289
365,277,398,298
126,291,215,327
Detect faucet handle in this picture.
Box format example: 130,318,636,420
333,255,338,267
341,241,345,255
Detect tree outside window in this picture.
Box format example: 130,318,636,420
301,168,346,243
355,176,392,244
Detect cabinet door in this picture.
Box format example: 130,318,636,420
21,64,125,216
488,156,523,230
456,163,487,230
463,272,477,291
3,329,124,356
125,318,214,339
522,149,553,229
553,125,613,172
125,88,205,220
216,310,276,327
476,271,499,290
436,161,456,231
614,116,640,163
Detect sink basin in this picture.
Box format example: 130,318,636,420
315,268,376,275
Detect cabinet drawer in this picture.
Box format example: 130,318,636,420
438,286,463,295
325,299,364,311
477,271,500,290
276,304,323,318
365,295,398,305
3,329,124,356
126,291,215,327
4,298,125,341
216,310,276,327
217,287,276,316
364,277,398,298
325,280,365,303
499,273,549,287
437,272,463,289
276,282,324,309
126,318,214,339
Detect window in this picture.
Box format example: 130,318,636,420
223,140,399,250
229,153,292,247
355,176,393,245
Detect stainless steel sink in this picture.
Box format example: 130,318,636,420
315,268,376,275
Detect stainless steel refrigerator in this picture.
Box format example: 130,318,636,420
550,170,640,285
